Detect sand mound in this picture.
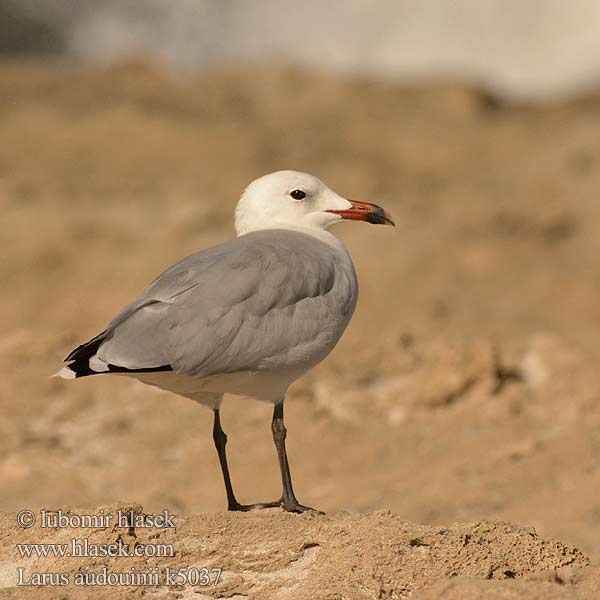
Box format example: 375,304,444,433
0,504,593,599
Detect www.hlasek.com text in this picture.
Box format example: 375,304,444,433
17,537,174,559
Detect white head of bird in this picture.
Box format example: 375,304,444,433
234,170,394,237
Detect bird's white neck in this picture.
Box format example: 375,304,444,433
237,223,348,253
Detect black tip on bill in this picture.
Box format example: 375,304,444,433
367,205,395,226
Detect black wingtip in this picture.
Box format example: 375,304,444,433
64,330,108,362
64,329,173,378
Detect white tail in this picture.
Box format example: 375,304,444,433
50,367,76,380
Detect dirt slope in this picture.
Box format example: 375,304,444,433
0,505,594,599
2,61,600,598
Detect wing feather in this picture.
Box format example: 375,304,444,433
70,230,357,378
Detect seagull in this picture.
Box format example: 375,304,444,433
56,170,394,513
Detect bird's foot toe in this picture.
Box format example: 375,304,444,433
228,498,324,514
228,499,282,512
281,500,324,514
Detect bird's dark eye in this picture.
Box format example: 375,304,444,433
290,189,306,200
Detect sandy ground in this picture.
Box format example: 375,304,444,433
2,61,600,597
0,504,595,599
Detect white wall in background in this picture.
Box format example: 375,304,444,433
16,0,600,100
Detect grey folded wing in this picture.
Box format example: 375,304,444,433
72,230,357,378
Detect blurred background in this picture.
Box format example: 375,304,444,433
4,0,600,99
3,0,600,562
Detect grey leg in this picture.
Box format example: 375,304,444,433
212,408,281,511
271,401,322,513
